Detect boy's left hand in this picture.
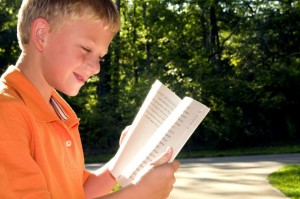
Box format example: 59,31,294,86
119,125,131,146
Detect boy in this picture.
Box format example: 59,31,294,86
0,0,180,198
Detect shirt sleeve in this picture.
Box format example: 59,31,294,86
0,101,51,199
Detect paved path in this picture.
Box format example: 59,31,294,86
168,153,300,199
86,153,300,199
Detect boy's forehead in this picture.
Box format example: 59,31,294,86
52,17,115,42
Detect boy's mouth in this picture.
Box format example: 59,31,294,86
73,72,86,83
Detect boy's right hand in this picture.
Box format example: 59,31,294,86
118,127,180,198
134,148,180,199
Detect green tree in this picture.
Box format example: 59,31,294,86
1,0,299,154
0,0,21,72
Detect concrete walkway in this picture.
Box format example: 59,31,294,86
85,153,300,199
168,153,300,199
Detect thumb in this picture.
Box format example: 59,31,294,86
151,147,173,167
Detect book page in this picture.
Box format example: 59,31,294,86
118,97,210,186
109,80,181,180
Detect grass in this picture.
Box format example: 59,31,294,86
268,164,300,199
112,184,122,192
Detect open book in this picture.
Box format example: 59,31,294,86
108,80,210,187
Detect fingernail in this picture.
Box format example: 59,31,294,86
166,146,172,154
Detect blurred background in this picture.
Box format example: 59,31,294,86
1,0,299,157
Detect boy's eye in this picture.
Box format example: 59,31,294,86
82,47,91,53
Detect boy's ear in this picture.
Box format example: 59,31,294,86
31,18,50,52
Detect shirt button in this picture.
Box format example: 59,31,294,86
66,140,72,147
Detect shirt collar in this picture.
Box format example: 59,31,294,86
2,65,79,127
50,96,69,121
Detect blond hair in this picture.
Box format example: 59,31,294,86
17,0,121,50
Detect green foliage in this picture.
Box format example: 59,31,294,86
1,0,299,155
0,0,21,71
268,164,300,199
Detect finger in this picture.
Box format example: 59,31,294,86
172,159,181,171
119,125,131,146
151,147,173,167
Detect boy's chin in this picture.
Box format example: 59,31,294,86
66,91,80,97
67,92,79,97
58,88,80,97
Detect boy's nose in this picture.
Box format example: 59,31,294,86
86,58,101,75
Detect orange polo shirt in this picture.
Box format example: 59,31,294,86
0,66,90,199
